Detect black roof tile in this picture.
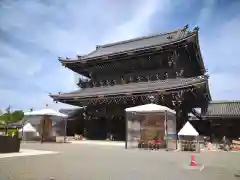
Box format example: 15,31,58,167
60,25,193,62
83,29,188,59
51,75,208,99
59,108,83,118
204,101,240,117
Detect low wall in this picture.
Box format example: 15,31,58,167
0,136,20,153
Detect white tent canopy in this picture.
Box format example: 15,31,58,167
24,108,67,118
178,121,199,136
125,103,175,114
19,123,37,132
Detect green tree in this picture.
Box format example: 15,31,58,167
9,110,24,123
0,107,24,124
0,107,24,135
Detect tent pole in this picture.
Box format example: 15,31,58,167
125,112,128,149
21,123,24,141
165,110,168,150
64,118,67,143
198,136,200,153
41,116,45,144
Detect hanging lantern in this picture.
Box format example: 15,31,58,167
164,72,168,78
168,59,172,67
100,80,104,86
137,76,141,82
160,94,164,101
129,76,133,83
121,77,125,84
172,100,176,106
131,97,135,104
148,95,155,103
176,72,179,77
179,69,184,77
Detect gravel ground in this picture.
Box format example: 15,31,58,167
0,143,240,180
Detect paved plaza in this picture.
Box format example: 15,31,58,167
0,142,240,180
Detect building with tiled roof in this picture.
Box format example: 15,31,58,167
203,101,240,117
187,101,240,119
188,100,240,140
51,25,212,140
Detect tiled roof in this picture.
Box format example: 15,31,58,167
60,25,193,62
59,108,83,118
51,75,208,99
204,101,240,117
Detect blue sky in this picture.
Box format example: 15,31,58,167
0,0,240,111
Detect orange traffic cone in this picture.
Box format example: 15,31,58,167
189,155,197,166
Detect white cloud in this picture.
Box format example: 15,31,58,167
102,0,160,43
0,0,160,111
198,3,240,100
197,0,216,26
0,89,76,112
209,73,240,100
0,43,42,78
1,0,239,113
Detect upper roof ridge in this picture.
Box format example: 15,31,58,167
59,24,192,62
97,27,185,49
210,100,240,104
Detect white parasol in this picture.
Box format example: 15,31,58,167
24,108,67,117
125,103,175,114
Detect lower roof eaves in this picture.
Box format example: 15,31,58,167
50,75,208,100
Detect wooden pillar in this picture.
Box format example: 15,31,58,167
172,90,185,136
209,120,213,143
40,118,45,143
181,105,188,124
175,104,182,132
82,108,88,138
